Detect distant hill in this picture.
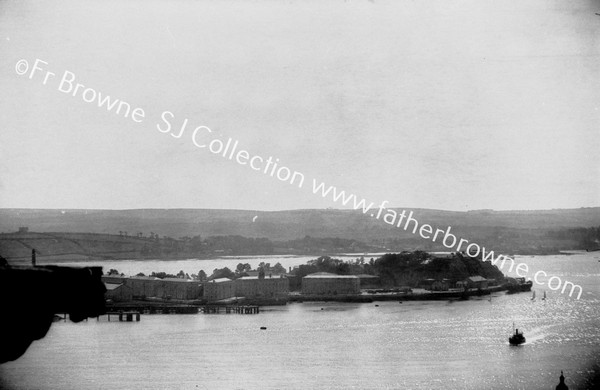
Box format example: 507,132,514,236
1,207,599,240
0,207,599,262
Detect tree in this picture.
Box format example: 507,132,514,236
233,263,252,275
107,269,120,275
209,267,235,280
136,272,145,277
177,270,185,279
198,270,207,282
272,262,286,274
150,271,177,279
236,263,246,275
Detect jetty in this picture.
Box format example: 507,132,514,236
106,303,198,314
200,305,260,314
103,311,141,322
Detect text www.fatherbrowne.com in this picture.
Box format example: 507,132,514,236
15,58,584,299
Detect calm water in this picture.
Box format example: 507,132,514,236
44,254,382,277
1,253,599,389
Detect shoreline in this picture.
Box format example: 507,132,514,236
289,285,508,303
103,286,513,312
6,250,581,265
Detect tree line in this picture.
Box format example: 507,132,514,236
132,234,377,257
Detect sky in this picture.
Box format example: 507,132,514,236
0,0,599,211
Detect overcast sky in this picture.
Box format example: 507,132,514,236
0,0,598,211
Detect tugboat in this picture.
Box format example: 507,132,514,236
509,323,526,346
506,277,533,294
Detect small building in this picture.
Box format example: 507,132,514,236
203,278,236,302
465,275,488,289
301,272,360,295
419,278,450,291
431,280,449,291
418,278,436,290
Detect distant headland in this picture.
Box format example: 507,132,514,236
0,207,598,262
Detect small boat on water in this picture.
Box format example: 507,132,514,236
506,277,533,294
509,323,526,346
531,290,536,301
542,291,547,300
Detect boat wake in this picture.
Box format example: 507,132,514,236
522,327,551,344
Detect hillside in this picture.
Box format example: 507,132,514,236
0,231,380,264
1,207,599,239
0,207,599,262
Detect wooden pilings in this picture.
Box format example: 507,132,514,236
100,311,141,322
105,305,198,315
201,305,259,314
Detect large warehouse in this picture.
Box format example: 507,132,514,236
301,272,360,295
235,275,289,299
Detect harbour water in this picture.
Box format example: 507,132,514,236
47,254,382,278
1,253,599,389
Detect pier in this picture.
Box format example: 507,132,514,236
103,311,141,322
106,304,198,314
201,305,260,314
